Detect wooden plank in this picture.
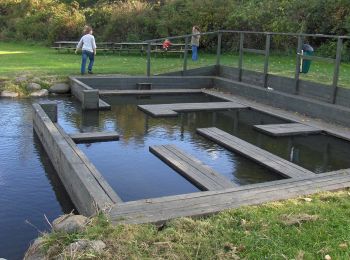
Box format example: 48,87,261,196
108,169,350,224
99,89,203,95
254,123,322,136
197,127,314,179
69,131,119,143
150,145,236,191
138,102,247,117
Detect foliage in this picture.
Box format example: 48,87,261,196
1,0,350,50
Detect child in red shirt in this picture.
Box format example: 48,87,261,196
162,39,172,50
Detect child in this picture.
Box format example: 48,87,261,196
162,39,172,51
75,25,96,75
191,26,200,61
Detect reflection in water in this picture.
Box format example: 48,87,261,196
33,133,76,213
0,97,75,259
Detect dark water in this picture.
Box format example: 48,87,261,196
0,98,75,260
2,93,350,258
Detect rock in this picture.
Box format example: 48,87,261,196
27,82,41,91
52,214,88,234
67,239,106,253
24,237,46,260
15,75,27,83
30,89,48,97
1,90,19,98
49,83,70,94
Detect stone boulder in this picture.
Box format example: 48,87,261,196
24,237,46,260
30,89,48,97
49,83,70,94
1,90,19,98
27,82,41,91
67,239,106,253
52,214,88,234
15,75,27,83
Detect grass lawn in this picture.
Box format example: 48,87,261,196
42,190,350,259
1,41,350,88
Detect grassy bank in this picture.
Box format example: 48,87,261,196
1,42,350,89
41,190,350,259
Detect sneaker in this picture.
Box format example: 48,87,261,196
88,71,93,74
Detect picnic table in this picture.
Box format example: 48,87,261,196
52,41,190,56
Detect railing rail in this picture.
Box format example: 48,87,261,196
145,30,348,104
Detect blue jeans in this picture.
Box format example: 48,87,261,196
192,45,198,61
81,50,94,74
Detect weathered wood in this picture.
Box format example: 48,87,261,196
99,89,203,95
253,123,322,136
70,131,119,143
138,102,247,117
150,145,236,191
197,127,314,178
32,103,122,217
108,169,350,224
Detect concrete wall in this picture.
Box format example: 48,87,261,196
214,77,350,127
74,76,214,90
70,77,108,110
32,102,121,216
158,65,217,77
218,65,350,108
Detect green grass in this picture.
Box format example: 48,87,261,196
1,41,350,88
42,190,350,259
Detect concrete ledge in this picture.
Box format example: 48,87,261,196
32,102,122,216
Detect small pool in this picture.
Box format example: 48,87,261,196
2,91,350,258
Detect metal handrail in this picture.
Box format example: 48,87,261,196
145,30,347,104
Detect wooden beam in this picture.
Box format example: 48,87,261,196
197,127,315,178
108,169,350,224
70,132,119,143
138,102,247,117
150,144,236,191
253,123,322,136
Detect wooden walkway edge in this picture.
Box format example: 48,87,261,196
150,145,236,191
138,102,247,117
197,127,315,178
254,123,322,136
108,169,350,224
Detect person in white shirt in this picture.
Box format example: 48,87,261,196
75,26,96,75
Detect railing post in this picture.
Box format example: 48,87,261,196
238,32,244,82
330,37,343,104
216,32,222,66
294,35,303,94
263,33,271,88
146,43,151,77
183,36,189,75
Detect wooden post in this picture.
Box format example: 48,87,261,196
294,36,303,94
263,33,271,88
330,37,343,104
238,33,244,82
147,43,151,77
216,32,222,66
183,36,189,75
